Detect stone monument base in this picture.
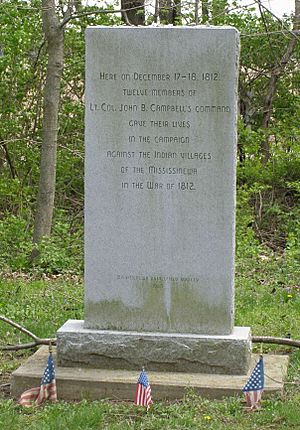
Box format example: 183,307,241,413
11,346,289,401
57,320,251,375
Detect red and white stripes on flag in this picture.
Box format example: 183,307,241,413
243,356,264,410
135,370,153,409
135,381,152,408
19,381,57,407
245,389,263,409
19,352,57,407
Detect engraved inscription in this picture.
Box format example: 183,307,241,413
89,66,231,192
117,274,200,283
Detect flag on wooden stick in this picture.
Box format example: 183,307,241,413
19,351,57,407
242,356,264,410
135,369,153,409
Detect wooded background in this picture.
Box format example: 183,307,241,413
0,0,299,274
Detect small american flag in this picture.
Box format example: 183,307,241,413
135,369,153,409
243,356,264,410
19,352,57,407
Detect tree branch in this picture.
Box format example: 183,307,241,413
0,340,56,351
122,10,134,26
0,316,56,351
252,336,300,348
61,4,148,27
0,316,38,341
1,142,18,179
63,0,78,26
260,0,299,160
254,0,300,41
1,315,300,352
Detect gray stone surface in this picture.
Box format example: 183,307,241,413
85,26,240,335
57,320,251,375
11,346,289,401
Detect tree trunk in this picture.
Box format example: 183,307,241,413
159,0,173,24
195,0,199,24
173,0,181,24
157,0,180,24
261,0,300,161
121,0,145,25
201,0,209,23
32,0,64,243
1,142,17,179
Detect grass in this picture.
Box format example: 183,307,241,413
0,237,300,428
1,392,300,429
0,274,83,342
235,250,300,341
1,249,299,355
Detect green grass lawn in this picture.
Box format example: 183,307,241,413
0,246,300,429
1,391,300,429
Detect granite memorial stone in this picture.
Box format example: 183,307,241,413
57,26,252,374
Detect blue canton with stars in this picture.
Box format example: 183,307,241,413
243,356,264,392
41,354,55,385
138,371,150,388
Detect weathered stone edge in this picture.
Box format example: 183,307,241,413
11,347,289,401
57,320,252,375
